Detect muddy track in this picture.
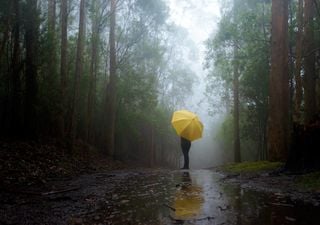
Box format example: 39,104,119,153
1,169,320,225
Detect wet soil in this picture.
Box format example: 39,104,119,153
1,169,320,225
218,170,320,207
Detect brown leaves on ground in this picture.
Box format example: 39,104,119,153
0,140,128,189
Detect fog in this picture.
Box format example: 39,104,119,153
167,0,228,168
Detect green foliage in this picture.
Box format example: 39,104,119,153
205,0,271,161
297,172,320,190
135,0,169,25
222,161,283,173
215,108,263,162
0,0,198,167
110,0,193,164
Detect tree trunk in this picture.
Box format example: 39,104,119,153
150,126,155,167
233,45,241,163
69,0,86,149
105,0,117,157
9,0,22,136
47,0,57,135
24,0,39,139
58,0,68,139
303,0,316,124
48,0,56,32
293,0,303,123
267,0,290,161
47,0,56,84
0,3,11,64
85,1,99,143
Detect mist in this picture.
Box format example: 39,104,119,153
167,0,228,168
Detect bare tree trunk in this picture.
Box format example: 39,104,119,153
48,0,56,73
150,126,155,167
303,0,316,124
294,0,304,123
105,0,117,157
233,45,241,163
10,0,22,136
69,0,86,149
47,0,57,135
85,1,99,143
24,0,39,139
0,3,11,64
58,0,68,139
267,0,290,161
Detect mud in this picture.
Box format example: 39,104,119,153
1,169,320,225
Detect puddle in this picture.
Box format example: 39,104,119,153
1,169,320,224
93,170,320,225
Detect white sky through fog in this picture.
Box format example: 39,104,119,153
167,0,220,117
168,0,220,46
167,0,222,168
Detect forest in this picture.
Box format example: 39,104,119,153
1,0,320,170
1,0,320,224
205,0,320,171
0,0,197,168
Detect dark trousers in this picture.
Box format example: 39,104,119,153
182,148,190,169
181,137,191,169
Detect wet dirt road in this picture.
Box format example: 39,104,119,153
1,169,320,225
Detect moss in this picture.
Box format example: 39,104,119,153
222,161,284,173
296,172,320,190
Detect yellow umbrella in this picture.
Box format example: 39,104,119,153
171,110,203,141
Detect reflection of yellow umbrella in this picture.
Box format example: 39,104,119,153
171,110,203,141
173,185,204,220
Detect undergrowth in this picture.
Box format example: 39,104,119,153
222,161,284,173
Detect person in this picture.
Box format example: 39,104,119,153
180,136,191,169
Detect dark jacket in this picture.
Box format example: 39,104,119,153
180,137,191,151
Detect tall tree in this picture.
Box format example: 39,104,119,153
233,44,241,162
46,0,58,135
303,0,316,124
69,0,86,148
293,0,303,122
9,0,22,136
233,0,241,163
267,0,290,161
47,0,57,85
24,0,39,138
105,0,117,157
58,0,68,138
85,0,100,142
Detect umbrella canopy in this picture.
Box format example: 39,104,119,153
171,110,203,141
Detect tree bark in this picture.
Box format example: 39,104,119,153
69,0,86,149
24,0,39,139
9,0,22,136
47,0,56,83
48,0,56,32
0,3,11,64
47,0,57,135
150,126,155,167
303,0,316,124
293,0,303,123
105,0,117,157
233,45,241,163
267,0,290,161
58,0,68,139
85,1,99,143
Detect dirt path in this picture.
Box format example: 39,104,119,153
1,169,320,225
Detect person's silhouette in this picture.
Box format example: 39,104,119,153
180,137,191,169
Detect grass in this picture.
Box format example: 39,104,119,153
221,161,284,173
296,172,320,190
